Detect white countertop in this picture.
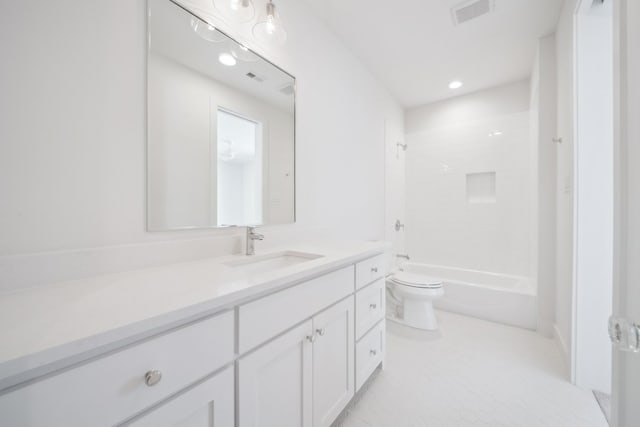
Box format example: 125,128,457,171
0,240,389,390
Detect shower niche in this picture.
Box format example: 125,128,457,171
466,171,496,204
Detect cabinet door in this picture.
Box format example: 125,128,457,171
127,366,234,427
238,320,313,427
312,296,355,427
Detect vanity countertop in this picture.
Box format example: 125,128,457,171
0,240,389,390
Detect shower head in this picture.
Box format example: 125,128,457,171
397,142,408,151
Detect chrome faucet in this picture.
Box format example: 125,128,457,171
246,226,264,256
396,254,410,261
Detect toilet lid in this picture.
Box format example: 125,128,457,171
389,271,443,289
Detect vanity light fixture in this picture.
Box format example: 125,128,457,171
252,0,287,45
213,0,256,23
448,80,463,89
190,17,225,43
218,52,237,66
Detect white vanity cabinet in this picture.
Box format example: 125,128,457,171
238,294,355,427
127,366,234,427
0,249,388,427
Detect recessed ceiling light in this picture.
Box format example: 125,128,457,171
218,52,237,66
449,80,463,89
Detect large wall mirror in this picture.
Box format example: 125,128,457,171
147,0,295,231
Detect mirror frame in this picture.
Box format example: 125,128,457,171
146,0,297,231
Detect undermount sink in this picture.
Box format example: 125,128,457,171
224,251,323,274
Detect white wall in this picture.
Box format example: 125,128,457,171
612,1,640,424
0,0,403,291
404,81,534,277
530,35,558,337
554,0,576,370
574,0,613,394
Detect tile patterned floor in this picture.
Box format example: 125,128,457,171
338,311,608,427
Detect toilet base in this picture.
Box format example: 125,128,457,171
387,299,439,331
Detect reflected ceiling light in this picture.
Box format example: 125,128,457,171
252,0,287,45
488,131,503,137
218,52,237,66
231,44,259,62
448,80,463,89
190,17,225,43
213,0,256,23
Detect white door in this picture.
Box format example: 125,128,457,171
312,297,355,427
611,1,640,426
127,366,234,427
238,320,313,427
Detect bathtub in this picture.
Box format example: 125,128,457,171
399,263,537,330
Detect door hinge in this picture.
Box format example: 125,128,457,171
609,316,640,352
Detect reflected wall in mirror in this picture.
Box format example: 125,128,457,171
147,0,295,231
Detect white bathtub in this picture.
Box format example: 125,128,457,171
399,263,537,330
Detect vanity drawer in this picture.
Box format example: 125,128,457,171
355,254,386,290
0,311,234,427
355,319,384,391
238,266,354,354
355,279,385,340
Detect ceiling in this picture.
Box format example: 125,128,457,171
304,0,563,108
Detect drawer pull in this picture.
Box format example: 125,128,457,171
144,370,162,387
315,328,326,336
371,267,378,273
306,335,316,343
369,303,377,310
369,349,377,356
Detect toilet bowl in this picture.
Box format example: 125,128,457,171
387,271,444,330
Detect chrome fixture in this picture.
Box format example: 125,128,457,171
609,316,640,352
553,137,563,144
397,142,408,151
144,370,162,387
315,328,326,336
396,254,410,261
394,219,405,232
253,0,287,45
246,226,264,256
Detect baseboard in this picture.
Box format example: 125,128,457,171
553,323,570,374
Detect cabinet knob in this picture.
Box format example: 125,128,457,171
371,267,378,273
315,328,326,336
369,349,377,356
144,370,162,387
306,335,316,343
369,303,377,310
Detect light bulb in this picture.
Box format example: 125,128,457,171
213,0,255,23
252,1,286,45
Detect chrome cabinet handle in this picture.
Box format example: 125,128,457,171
144,370,162,387
369,349,377,356
306,335,316,343
369,303,377,310
315,328,326,336
371,267,378,273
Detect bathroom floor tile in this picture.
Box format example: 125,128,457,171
338,311,608,427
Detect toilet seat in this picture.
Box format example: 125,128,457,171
388,271,443,289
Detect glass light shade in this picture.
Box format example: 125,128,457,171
190,17,225,42
252,1,286,45
230,44,259,62
213,0,255,23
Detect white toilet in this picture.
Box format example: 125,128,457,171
387,270,444,330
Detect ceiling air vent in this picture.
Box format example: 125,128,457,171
246,72,264,82
451,0,494,25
